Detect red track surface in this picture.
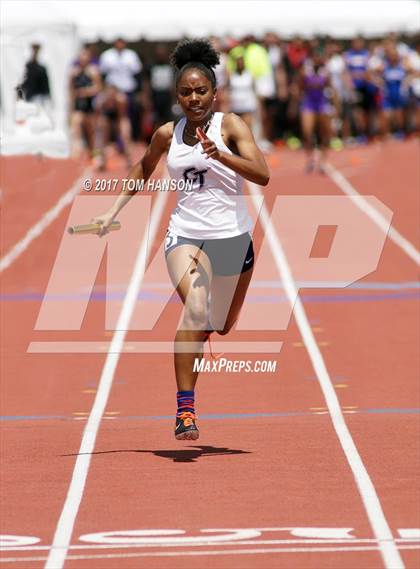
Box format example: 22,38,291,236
1,140,419,568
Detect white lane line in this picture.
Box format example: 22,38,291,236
324,162,420,266
44,189,168,569
0,169,90,272
2,544,419,563
247,182,405,569
3,537,419,552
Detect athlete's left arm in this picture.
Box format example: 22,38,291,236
197,113,270,186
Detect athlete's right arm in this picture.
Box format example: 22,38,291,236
92,122,173,236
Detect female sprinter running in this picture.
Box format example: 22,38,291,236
92,39,269,440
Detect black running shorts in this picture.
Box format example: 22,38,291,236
164,231,254,276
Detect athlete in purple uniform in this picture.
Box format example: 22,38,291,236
299,51,331,172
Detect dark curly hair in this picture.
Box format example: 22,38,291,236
170,38,220,89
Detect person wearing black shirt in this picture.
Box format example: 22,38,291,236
19,43,50,103
145,45,174,129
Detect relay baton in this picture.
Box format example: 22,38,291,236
67,221,121,235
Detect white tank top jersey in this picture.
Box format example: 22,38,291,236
166,112,253,239
229,71,258,114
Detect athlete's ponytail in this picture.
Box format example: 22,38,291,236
170,38,220,88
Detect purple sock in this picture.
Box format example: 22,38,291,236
177,391,195,417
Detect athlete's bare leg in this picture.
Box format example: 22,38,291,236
380,110,391,138
318,113,331,169
166,245,212,391
117,116,132,166
352,106,367,137
84,114,97,158
209,266,254,334
301,110,316,170
70,111,84,158
393,108,404,132
95,115,110,170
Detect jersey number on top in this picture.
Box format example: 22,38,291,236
183,168,208,189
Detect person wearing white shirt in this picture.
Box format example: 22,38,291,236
99,38,142,95
326,40,354,141
99,38,143,140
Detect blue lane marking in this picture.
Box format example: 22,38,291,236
260,281,420,290
124,411,306,420
1,281,419,303
1,408,419,422
0,415,68,421
301,291,419,303
363,408,420,414
1,291,419,303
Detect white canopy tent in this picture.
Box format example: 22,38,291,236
0,23,78,156
2,0,420,41
1,0,419,156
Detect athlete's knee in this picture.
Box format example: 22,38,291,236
215,318,236,336
183,298,208,331
216,326,230,336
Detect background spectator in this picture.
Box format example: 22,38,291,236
145,44,174,130
227,54,258,130
95,84,132,170
69,47,101,158
99,38,143,140
67,31,420,164
18,42,51,104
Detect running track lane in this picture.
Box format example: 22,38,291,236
45,142,417,567
323,141,420,569
0,151,170,568
1,141,419,568
0,156,87,255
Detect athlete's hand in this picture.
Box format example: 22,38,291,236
196,127,220,160
91,212,115,237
